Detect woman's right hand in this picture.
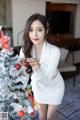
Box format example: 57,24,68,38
27,58,40,71
20,59,29,67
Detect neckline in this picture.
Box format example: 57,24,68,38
32,41,46,63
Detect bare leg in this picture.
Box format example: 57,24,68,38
38,103,48,120
47,105,57,120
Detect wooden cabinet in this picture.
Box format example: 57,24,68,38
46,2,77,46
48,34,80,50
48,34,73,47
46,3,77,12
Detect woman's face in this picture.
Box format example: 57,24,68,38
29,20,46,46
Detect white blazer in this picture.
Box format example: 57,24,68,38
20,41,65,105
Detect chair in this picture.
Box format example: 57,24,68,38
58,48,77,86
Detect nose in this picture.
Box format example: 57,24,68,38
34,30,37,37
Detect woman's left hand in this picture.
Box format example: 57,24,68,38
27,58,40,71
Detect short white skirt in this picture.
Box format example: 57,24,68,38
31,72,65,105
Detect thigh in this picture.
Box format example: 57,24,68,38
38,103,48,120
47,105,58,120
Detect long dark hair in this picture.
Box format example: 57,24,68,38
23,13,49,58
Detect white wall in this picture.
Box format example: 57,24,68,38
11,0,46,46
74,4,80,38
5,0,12,27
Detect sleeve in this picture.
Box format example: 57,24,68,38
31,47,61,86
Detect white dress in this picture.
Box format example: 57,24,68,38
20,41,65,105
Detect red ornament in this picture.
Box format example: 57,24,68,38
15,63,21,70
23,61,29,67
20,60,29,67
31,111,35,116
17,110,25,117
28,93,34,108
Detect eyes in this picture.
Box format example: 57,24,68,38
29,28,43,32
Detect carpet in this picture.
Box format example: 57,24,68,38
57,75,80,120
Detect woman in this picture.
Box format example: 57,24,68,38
20,13,65,120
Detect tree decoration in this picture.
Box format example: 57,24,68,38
0,26,38,120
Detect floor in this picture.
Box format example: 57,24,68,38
57,74,80,120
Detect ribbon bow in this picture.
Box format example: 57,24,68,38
0,29,9,49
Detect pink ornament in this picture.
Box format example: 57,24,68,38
0,31,9,49
17,110,25,117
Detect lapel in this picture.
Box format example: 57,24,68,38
40,41,47,64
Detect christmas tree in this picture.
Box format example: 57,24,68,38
0,26,36,120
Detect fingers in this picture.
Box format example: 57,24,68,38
26,58,40,71
27,58,38,63
27,58,39,66
20,58,40,71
